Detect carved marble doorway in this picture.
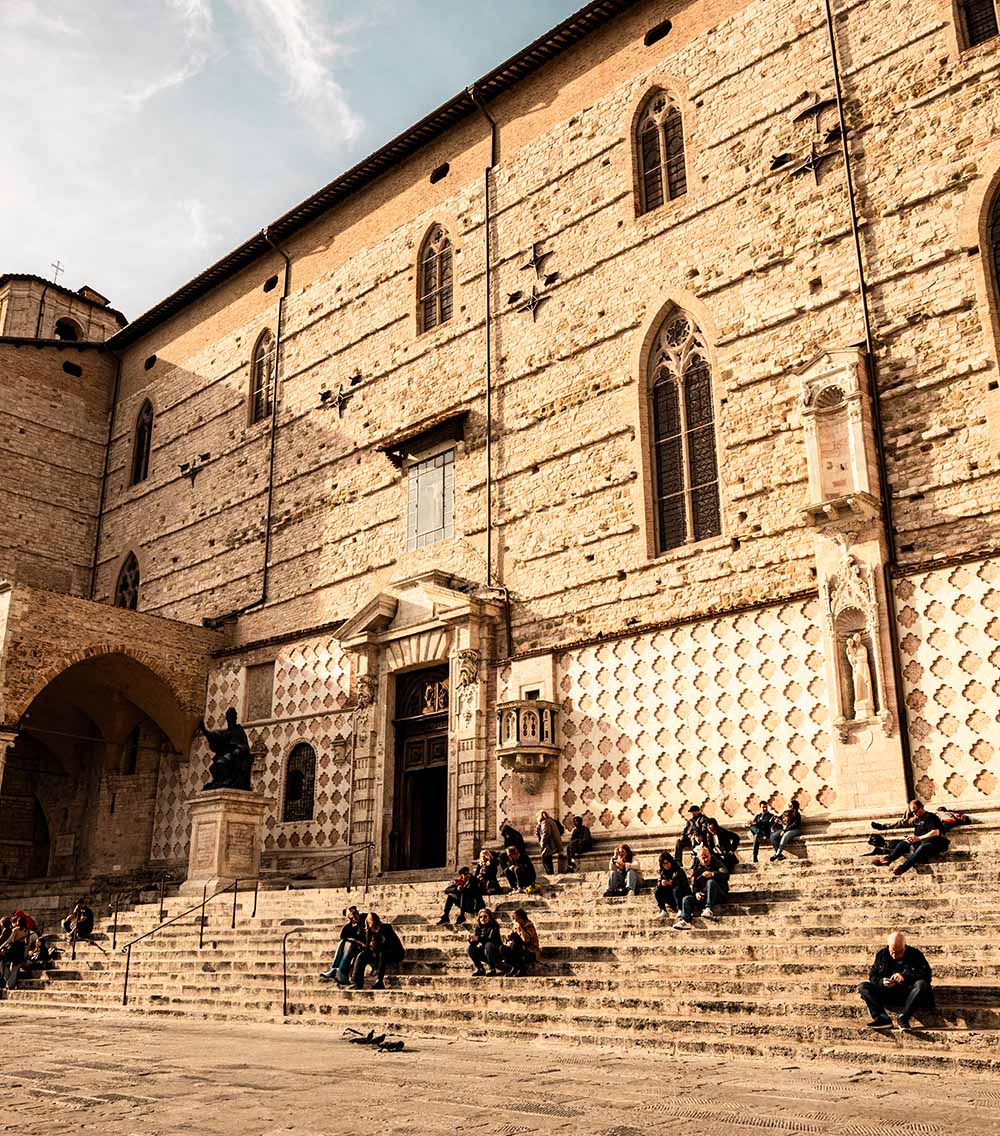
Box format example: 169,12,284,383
390,665,449,870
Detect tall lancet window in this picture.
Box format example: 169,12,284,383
648,311,721,552
418,225,453,333
115,552,141,610
636,91,687,215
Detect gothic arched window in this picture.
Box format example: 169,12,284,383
960,0,999,47
114,552,140,610
282,743,316,822
990,187,1000,305
636,91,687,216
648,311,721,552
130,400,154,486
418,226,453,333
250,329,275,424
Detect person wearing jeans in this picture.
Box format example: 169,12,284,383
770,800,802,861
674,845,730,928
653,851,690,916
858,931,933,1029
318,905,367,983
467,909,503,976
749,801,777,864
350,913,404,990
874,800,949,876
0,916,30,992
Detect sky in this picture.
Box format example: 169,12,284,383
0,0,582,319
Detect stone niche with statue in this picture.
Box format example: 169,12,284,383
798,348,905,812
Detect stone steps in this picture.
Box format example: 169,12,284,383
8,854,1000,1075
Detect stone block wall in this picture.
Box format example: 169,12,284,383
0,342,115,597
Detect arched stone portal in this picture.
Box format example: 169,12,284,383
0,652,194,883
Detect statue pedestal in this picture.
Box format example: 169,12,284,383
181,790,269,895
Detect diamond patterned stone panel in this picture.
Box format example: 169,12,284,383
499,600,834,835
896,560,1000,805
152,636,354,864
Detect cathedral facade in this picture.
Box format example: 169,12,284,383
2,0,1000,883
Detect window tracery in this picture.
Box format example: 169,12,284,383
636,91,687,215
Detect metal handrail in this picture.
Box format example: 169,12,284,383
281,922,305,1016
120,877,256,1005
289,841,375,896
108,872,173,951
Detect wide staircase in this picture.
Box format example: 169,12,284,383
4,836,1000,1075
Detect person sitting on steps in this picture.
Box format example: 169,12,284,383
350,912,405,991
0,915,31,992
499,820,526,856
749,799,777,864
502,908,541,976
318,905,368,983
858,930,933,1030
605,843,642,897
534,809,565,876
467,908,503,976
653,851,690,917
674,843,730,929
62,899,94,945
437,866,485,925
503,844,538,893
675,805,714,864
706,818,741,870
474,849,503,896
565,815,593,870
873,800,949,875
769,799,802,861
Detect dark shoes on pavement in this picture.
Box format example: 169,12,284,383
867,1015,893,1028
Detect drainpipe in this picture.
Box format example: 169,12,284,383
90,352,122,599
823,0,913,793
204,229,290,628
468,84,513,659
467,84,498,588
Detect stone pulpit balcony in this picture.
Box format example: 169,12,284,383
495,699,561,795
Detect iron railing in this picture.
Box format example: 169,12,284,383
107,872,174,952
119,877,259,1005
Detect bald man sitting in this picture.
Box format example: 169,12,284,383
858,931,933,1030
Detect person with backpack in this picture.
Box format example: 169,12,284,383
534,810,565,875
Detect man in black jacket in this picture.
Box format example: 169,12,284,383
873,800,949,875
565,816,593,870
318,905,367,983
437,866,484,925
674,805,714,863
503,845,537,892
858,931,933,1029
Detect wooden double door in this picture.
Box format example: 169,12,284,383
390,665,450,871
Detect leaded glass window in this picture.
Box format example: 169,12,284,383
637,92,687,216
282,743,316,822
649,313,721,552
250,329,275,423
114,552,140,610
130,400,153,486
418,226,453,333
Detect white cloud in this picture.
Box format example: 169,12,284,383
230,0,364,142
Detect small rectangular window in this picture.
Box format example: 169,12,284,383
244,662,275,722
406,448,454,550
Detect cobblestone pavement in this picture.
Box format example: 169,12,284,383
1,1011,999,1135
